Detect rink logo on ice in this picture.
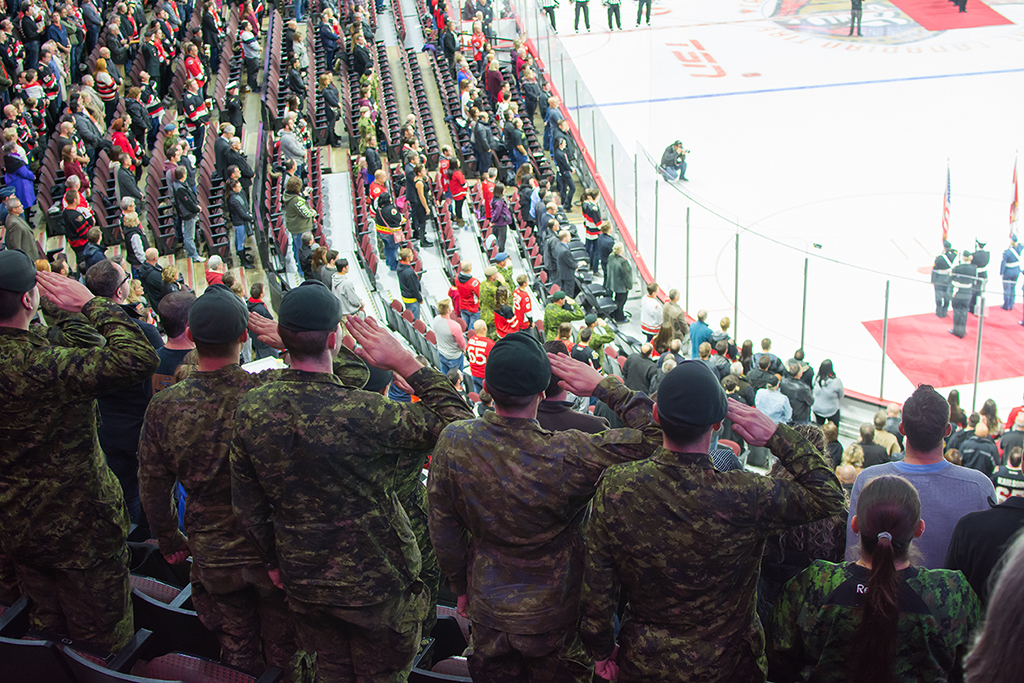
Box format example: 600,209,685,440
765,0,931,44
667,40,726,77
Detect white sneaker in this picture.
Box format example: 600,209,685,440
193,256,207,263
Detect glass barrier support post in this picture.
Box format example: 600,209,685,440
881,279,890,400
801,256,809,352
734,230,740,338
653,179,660,281
973,298,985,411
685,207,690,313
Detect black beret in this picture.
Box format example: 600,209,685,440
278,280,341,332
656,360,729,427
485,331,551,397
0,250,38,293
188,284,247,344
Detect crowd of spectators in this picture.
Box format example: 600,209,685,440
3,0,1024,681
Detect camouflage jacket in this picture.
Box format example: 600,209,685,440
544,301,585,340
0,298,159,569
427,376,662,634
767,561,981,683
230,366,472,607
579,424,846,680
480,278,499,328
138,348,371,568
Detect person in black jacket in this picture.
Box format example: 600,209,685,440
227,178,256,269
116,153,144,203
223,81,244,132
202,2,220,67
247,282,279,359
319,73,342,147
552,136,574,209
20,2,40,72
397,247,422,319
223,139,254,195
172,165,205,263
473,111,495,176
287,59,304,103
352,33,372,78
318,21,338,73
213,122,233,179
125,89,149,145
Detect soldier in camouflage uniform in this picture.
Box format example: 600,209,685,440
0,251,159,651
428,332,663,682
578,361,846,682
543,290,585,340
768,475,981,681
479,265,503,338
139,284,373,677
494,252,514,292
230,281,473,682
362,365,441,644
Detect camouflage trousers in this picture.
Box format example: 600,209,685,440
14,546,133,652
615,621,766,682
190,562,298,678
399,487,439,638
289,586,429,683
468,622,593,683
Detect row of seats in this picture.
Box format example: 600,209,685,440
402,47,440,165
374,41,403,151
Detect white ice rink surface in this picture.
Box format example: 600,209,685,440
529,0,1024,410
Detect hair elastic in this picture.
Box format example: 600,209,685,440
877,532,893,542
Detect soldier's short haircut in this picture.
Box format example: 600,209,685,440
194,339,241,359
158,291,196,338
901,384,950,452
445,368,463,387
580,327,592,342
657,412,710,448
543,340,569,397
84,259,123,299
279,327,332,362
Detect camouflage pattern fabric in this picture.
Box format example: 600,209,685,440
767,560,981,683
586,326,615,351
579,424,846,682
190,563,298,677
0,298,158,651
392,448,439,638
469,622,593,683
15,547,134,652
289,588,429,682
543,301,585,340
480,279,499,336
139,349,370,674
427,376,662,639
0,552,19,604
230,366,472,609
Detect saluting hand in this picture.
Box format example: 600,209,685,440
726,398,778,447
548,352,605,397
36,270,95,312
247,311,284,350
347,315,422,378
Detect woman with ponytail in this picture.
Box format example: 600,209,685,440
767,475,981,682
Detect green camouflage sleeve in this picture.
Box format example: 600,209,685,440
398,367,475,445
936,570,982,682
588,329,615,350
230,426,278,567
426,439,471,595
138,400,189,559
43,298,159,401
37,297,106,349
767,564,816,683
758,424,847,534
579,479,620,661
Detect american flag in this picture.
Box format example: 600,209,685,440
942,163,951,244
1011,157,1018,239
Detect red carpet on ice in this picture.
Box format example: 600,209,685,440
888,0,1012,31
862,304,1024,387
